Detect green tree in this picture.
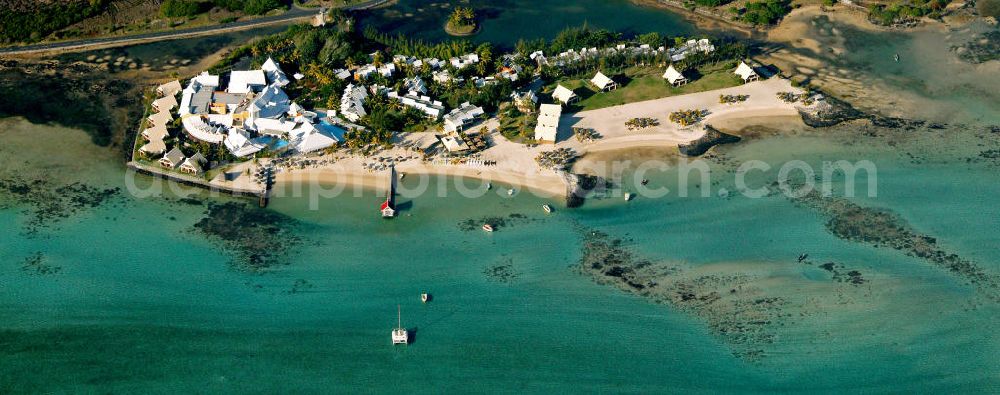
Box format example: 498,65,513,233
160,0,203,17
243,0,284,15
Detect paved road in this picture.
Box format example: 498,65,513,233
0,1,387,56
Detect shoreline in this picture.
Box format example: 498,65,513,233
629,0,756,37
271,79,808,201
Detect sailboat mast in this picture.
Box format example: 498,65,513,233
397,304,401,329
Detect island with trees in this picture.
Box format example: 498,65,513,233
444,6,479,36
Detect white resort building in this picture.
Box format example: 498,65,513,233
388,91,445,120
663,65,688,87
443,102,485,133
166,57,342,162
590,72,618,92
552,85,579,105
403,76,428,95
340,83,369,122
735,61,759,83
450,53,480,69
534,103,562,143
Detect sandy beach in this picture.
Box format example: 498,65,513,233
271,78,808,199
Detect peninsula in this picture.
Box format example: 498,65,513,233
129,21,816,201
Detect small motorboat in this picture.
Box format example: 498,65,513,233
624,192,633,201
486,182,492,190
542,204,553,213
482,224,495,232
507,188,515,196
421,293,430,303
641,179,649,186
798,253,809,262
894,53,900,62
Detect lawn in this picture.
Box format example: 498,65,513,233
547,64,743,112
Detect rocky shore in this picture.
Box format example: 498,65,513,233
677,125,742,157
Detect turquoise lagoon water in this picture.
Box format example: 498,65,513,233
2,119,999,392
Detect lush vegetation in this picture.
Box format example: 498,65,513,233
733,0,792,25
160,0,286,18
212,22,749,147
0,0,109,43
364,28,474,59
693,0,733,7
448,7,476,29
867,0,951,25
161,0,206,17
240,0,287,15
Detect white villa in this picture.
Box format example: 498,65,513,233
443,102,485,133
450,53,480,69
472,76,497,88
403,76,428,95
735,61,759,83
552,85,579,105
512,90,538,113
159,147,186,169
534,103,562,143
591,72,618,91
141,80,182,157
663,65,688,87
152,95,178,113
340,83,369,122
157,80,182,97
433,69,463,84
142,123,169,141
139,139,166,156
333,69,353,80
669,39,715,62
356,64,377,80
179,152,207,174
148,110,173,126
388,91,445,120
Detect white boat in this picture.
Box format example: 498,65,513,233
392,305,408,345
482,224,494,232
624,192,633,201
421,293,430,303
507,188,515,196
486,182,492,190
542,204,553,213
